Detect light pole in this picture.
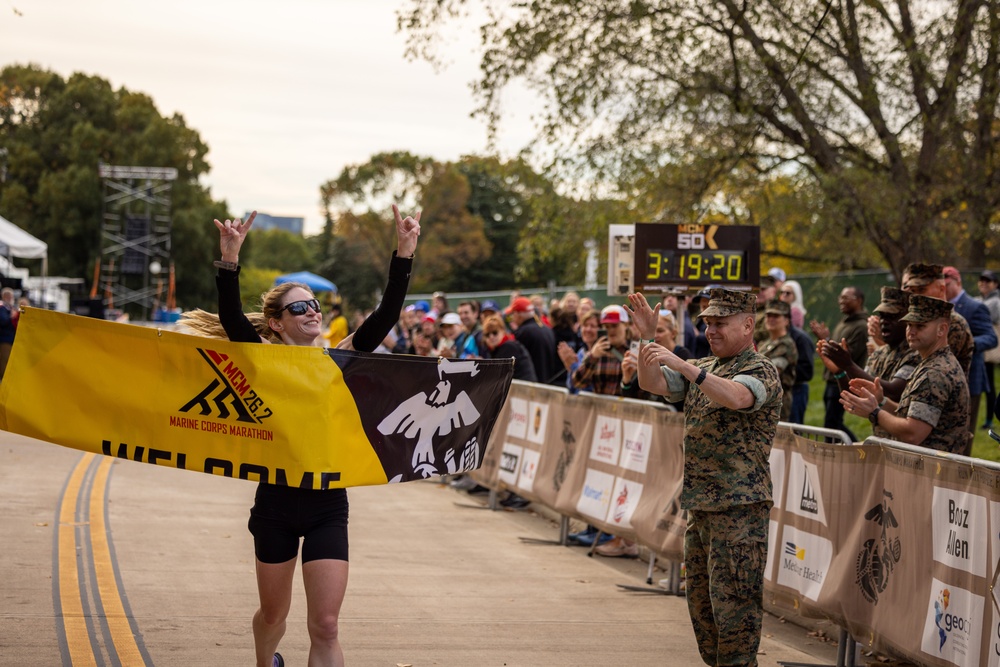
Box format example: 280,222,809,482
148,260,162,322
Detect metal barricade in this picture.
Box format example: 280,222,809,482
778,423,857,667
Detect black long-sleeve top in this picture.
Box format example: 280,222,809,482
216,253,413,348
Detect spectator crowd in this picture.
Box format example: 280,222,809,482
319,262,1000,544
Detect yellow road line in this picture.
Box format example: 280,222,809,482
90,456,146,665
58,452,97,666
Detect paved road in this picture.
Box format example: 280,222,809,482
0,432,842,666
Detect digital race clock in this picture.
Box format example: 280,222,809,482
633,223,760,291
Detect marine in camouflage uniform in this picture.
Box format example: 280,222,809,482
865,288,920,438
842,295,970,454
902,263,974,374
895,349,970,453
820,287,918,426
865,339,919,387
865,288,919,382
633,288,781,667
758,299,797,422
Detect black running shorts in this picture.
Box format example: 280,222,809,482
247,484,349,564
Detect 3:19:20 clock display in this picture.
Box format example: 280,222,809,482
645,249,746,282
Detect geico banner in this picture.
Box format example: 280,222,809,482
0,309,513,489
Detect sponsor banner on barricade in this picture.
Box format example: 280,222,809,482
491,382,576,509
476,383,1000,666
767,432,1000,667
547,392,598,516
626,407,685,561
0,309,513,489
529,390,587,509
480,382,1000,666
765,425,878,615
483,383,686,559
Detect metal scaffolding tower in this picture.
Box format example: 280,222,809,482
98,164,177,318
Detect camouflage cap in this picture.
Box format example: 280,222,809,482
764,299,791,317
700,288,757,318
902,263,943,289
873,286,909,316
900,294,953,323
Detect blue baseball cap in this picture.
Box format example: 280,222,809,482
480,299,501,314
413,300,430,313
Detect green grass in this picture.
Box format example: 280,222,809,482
800,358,1000,463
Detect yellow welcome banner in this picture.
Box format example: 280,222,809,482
0,309,514,489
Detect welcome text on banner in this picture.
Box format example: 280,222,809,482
0,308,514,488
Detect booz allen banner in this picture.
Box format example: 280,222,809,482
475,381,1000,667
0,308,513,489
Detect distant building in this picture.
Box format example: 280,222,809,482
244,212,305,236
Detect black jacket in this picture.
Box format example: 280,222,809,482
514,318,559,385
485,338,538,382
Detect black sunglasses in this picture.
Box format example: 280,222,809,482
277,298,321,316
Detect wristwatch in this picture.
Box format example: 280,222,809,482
867,407,881,424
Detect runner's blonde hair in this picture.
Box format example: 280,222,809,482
180,281,313,344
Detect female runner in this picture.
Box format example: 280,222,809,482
182,205,420,666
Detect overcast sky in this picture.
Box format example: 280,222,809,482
1,0,536,234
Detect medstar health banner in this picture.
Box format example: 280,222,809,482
0,308,513,488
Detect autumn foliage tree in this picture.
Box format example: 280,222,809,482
400,0,1000,276
319,151,597,301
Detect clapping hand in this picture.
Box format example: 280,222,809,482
821,338,852,369
557,341,577,369
621,350,638,384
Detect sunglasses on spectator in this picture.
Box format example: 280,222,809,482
484,330,503,338
278,299,321,316
780,290,795,295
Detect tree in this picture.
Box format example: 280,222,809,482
458,156,536,288
321,151,496,296
400,0,1000,276
320,151,437,300
319,222,388,313
240,228,316,274
0,65,228,311
320,150,610,295
416,161,493,292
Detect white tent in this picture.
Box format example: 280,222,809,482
0,214,47,264
0,213,52,308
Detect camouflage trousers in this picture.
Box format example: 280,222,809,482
685,502,771,667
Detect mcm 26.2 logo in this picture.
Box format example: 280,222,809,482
179,349,274,425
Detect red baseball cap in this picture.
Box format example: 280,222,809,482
505,297,534,315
